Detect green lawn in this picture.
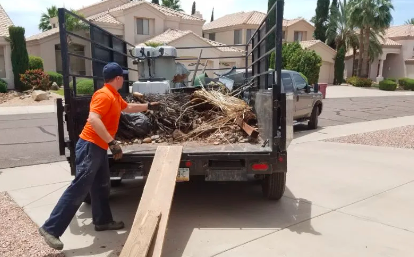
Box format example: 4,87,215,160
51,88,64,96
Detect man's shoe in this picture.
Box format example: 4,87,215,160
39,227,64,250
95,221,125,231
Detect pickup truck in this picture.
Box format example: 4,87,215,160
55,3,292,202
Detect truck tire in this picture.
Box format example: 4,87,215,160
308,105,319,130
262,172,286,200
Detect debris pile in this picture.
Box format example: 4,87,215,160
117,87,258,145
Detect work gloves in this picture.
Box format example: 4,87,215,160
148,102,161,111
108,140,123,160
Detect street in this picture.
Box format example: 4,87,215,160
2,95,414,169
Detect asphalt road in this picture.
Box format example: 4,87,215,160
1,95,414,169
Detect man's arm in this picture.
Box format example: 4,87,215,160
88,112,113,143
122,102,160,113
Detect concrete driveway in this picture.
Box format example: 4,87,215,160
1,115,414,257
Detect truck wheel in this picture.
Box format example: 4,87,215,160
83,193,91,204
308,105,319,130
262,172,286,200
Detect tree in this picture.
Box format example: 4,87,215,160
191,1,196,15
405,18,414,25
161,0,184,11
211,8,214,22
326,0,338,48
9,26,29,91
313,0,330,42
38,5,58,32
349,0,394,78
334,45,345,84
152,0,160,4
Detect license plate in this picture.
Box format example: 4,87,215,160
176,168,189,182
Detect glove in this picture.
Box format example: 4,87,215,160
148,102,161,111
108,140,123,160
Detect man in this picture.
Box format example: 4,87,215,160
39,62,160,250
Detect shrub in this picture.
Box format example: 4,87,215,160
386,78,397,83
379,79,397,91
69,79,94,95
334,46,345,85
0,79,7,93
20,69,50,91
9,26,29,92
29,56,44,70
47,71,63,86
398,78,414,90
346,76,372,87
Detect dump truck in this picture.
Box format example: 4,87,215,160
55,1,298,200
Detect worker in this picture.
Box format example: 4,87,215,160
39,62,160,250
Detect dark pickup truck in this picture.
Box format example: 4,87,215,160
56,1,295,201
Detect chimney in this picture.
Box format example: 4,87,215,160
193,11,203,19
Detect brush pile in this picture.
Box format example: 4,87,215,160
117,87,258,145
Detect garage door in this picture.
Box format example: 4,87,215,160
319,61,333,84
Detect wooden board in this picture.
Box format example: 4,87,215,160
120,146,183,257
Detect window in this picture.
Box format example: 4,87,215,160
209,33,215,41
281,73,294,92
292,73,307,90
294,31,305,41
234,29,242,44
137,18,149,35
246,29,254,43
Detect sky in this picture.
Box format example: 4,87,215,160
1,0,413,38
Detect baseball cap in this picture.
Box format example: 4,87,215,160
103,62,129,80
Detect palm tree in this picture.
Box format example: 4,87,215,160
349,0,393,78
39,5,58,32
405,18,414,25
161,0,184,11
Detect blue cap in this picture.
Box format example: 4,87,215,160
103,62,128,80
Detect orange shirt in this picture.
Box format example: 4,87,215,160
79,84,128,150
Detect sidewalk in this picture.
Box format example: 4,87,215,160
326,85,414,98
0,105,55,115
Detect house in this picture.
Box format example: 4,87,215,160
26,0,241,82
202,11,335,84
345,24,414,82
0,4,14,89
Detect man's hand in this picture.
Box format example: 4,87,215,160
108,140,123,160
148,102,161,111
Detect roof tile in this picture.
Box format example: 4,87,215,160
87,11,122,24
26,28,59,41
386,24,414,38
0,4,14,37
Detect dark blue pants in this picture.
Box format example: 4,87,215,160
42,138,113,238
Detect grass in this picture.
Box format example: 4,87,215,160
51,88,64,96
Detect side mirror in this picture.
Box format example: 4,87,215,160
313,83,319,93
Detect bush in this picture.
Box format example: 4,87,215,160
69,79,94,95
9,26,29,92
386,78,397,83
47,71,63,86
20,69,50,91
0,79,7,93
379,79,397,91
29,56,44,70
346,76,372,87
398,78,414,90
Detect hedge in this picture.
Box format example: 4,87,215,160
9,26,29,91
346,76,372,87
29,56,44,70
69,79,94,95
47,71,63,86
398,78,414,90
379,79,397,91
0,79,7,93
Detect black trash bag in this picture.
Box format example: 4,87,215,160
116,112,152,140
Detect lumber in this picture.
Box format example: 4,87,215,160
120,146,183,257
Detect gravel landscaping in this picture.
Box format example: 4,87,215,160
325,125,414,150
0,91,62,106
0,192,64,257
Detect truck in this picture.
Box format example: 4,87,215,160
55,1,318,201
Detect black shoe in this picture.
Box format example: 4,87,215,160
95,221,125,231
39,227,64,250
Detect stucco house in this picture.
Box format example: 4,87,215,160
202,11,336,84
26,0,242,82
0,4,14,89
345,24,414,82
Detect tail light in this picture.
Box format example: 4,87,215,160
185,161,192,167
252,163,269,171
278,156,284,162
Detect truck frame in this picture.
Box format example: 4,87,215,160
55,0,293,200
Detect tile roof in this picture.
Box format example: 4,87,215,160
0,4,13,37
299,40,320,49
381,37,402,47
77,0,129,13
110,1,204,21
386,24,414,38
203,11,307,31
87,11,122,25
26,28,59,41
144,29,245,53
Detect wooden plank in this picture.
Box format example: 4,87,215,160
120,146,183,257
120,211,161,257
235,117,259,138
